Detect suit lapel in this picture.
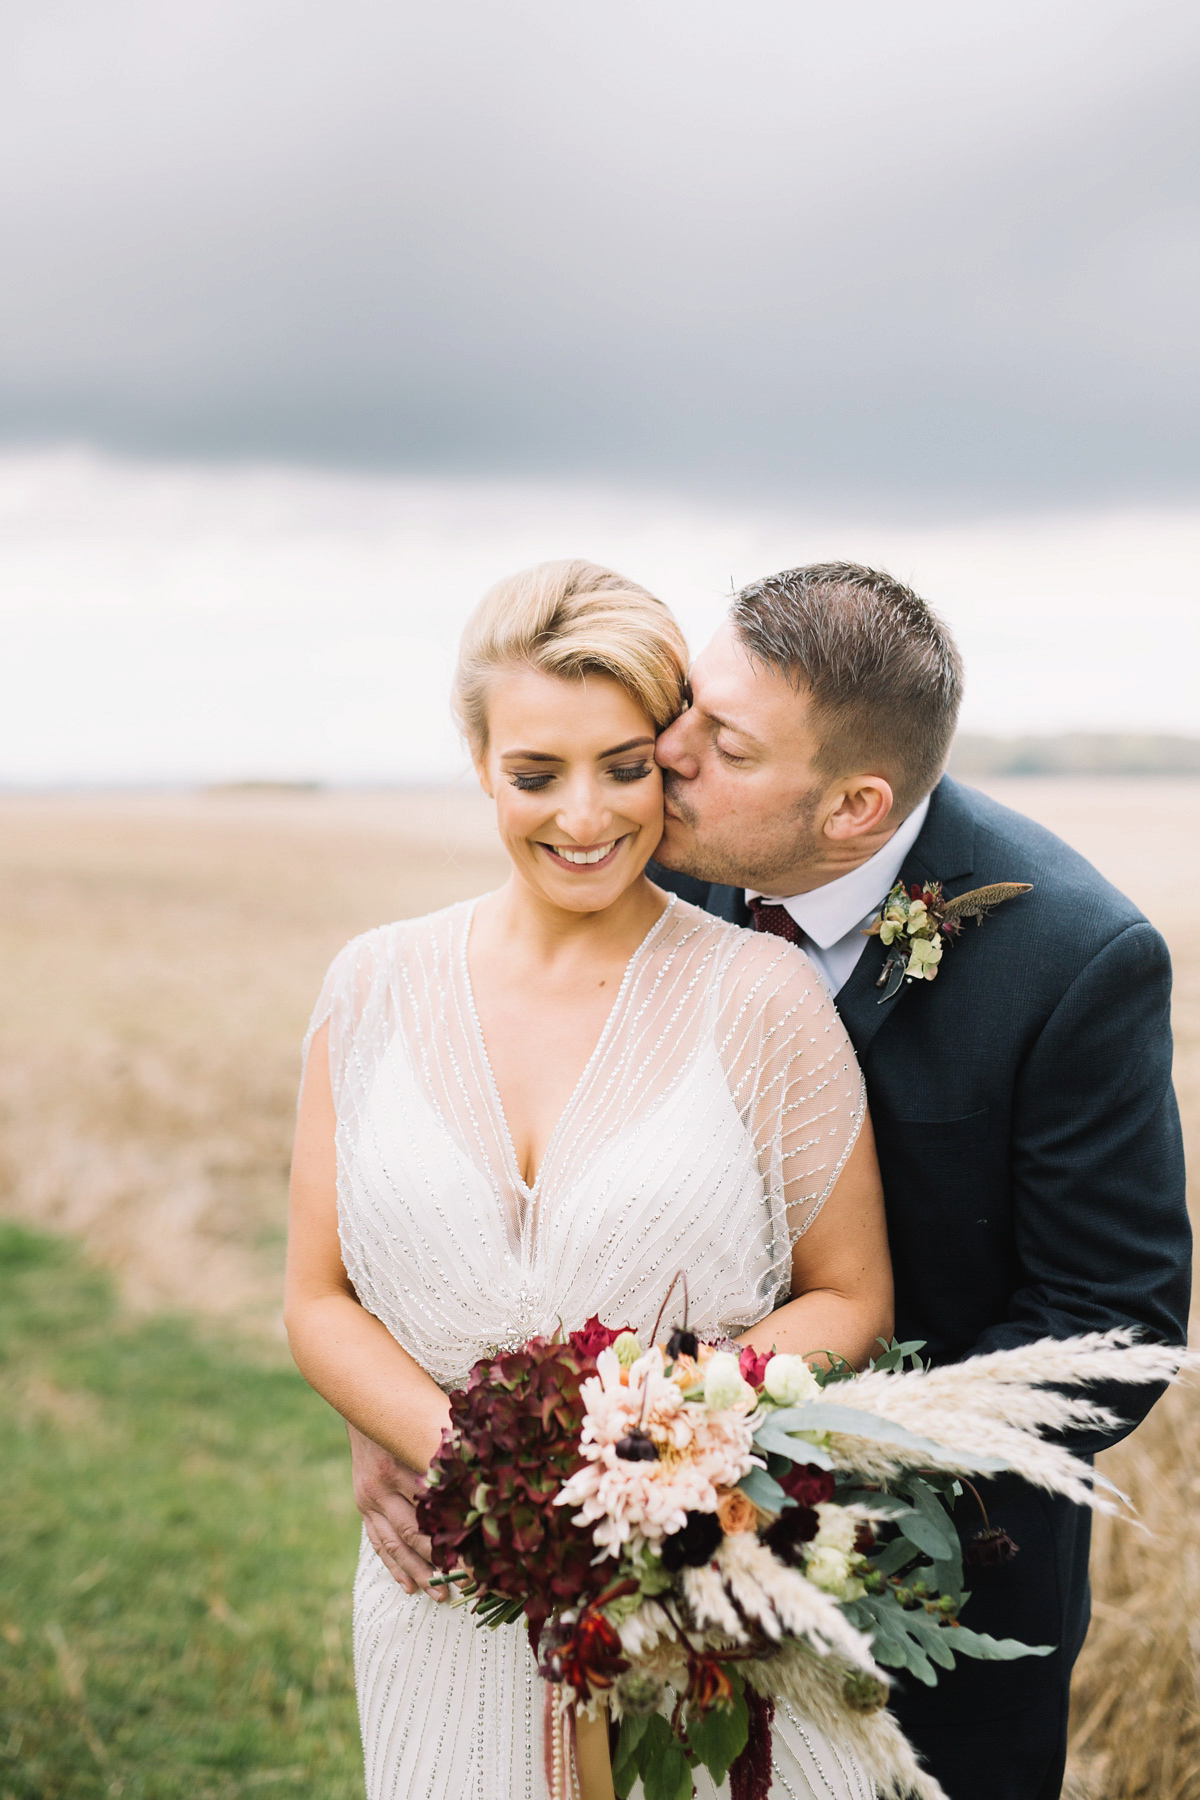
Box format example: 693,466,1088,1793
835,778,977,1059
707,884,750,926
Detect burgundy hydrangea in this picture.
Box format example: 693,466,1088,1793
417,1336,613,1650
780,1462,836,1507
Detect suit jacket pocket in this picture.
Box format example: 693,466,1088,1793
873,1106,991,1147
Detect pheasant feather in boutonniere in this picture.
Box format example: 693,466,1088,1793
865,879,1033,1004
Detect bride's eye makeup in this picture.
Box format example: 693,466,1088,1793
506,759,654,791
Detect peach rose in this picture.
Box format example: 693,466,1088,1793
716,1489,757,1534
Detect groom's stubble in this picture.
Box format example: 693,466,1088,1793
658,769,826,895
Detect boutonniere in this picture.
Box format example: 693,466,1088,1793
866,879,1033,1004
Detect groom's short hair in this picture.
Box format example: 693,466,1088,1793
731,562,963,817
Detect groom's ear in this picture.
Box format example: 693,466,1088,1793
823,776,894,842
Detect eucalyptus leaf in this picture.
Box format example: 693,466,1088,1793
754,1423,833,1464
945,1626,1056,1662
898,1608,957,1669
894,1509,954,1561
871,1620,936,1684
836,1490,913,1518
870,1535,922,1577
737,1465,789,1511
932,1531,965,1603
772,1401,1005,1470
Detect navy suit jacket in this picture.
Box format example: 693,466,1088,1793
651,775,1190,1450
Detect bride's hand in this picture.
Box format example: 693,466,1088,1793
347,1422,445,1599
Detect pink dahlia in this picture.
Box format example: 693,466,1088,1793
557,1348,760,1558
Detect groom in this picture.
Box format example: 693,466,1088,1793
349,561,1189,1799
645,562,1190,1799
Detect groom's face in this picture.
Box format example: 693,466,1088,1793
655,622,829,893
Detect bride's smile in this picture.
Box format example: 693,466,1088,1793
478,662,666,917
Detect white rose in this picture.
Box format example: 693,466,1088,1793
704,1352,753,1412
805,1546,853,1595
812,1502,859,1556
762,1354,821,1408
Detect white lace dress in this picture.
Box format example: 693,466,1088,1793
304,893,873,1800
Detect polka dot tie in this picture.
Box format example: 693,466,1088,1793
748,896,801,945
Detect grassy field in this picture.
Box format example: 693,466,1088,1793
0,781,1196,1798
0,1222,362,1799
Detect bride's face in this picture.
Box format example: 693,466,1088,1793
477,666,664,912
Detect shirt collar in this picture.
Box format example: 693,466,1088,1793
746,793,931,950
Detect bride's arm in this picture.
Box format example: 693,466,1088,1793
284,1021,451,1475
737,1108,893,1372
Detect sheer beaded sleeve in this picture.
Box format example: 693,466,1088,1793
714,931,866,1256
299,928,386,1103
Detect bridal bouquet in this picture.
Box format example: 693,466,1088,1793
417,1288,1190,1800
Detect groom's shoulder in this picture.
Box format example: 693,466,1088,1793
935,777,1149,946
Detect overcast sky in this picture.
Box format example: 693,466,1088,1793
3,0,1198,509
3,450,1197,784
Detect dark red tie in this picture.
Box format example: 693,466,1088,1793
748,897,801,945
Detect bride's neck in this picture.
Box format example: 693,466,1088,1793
474,872,666,972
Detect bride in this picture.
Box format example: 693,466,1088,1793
285,560,894,1800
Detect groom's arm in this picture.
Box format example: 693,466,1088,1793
970,919,1190,1450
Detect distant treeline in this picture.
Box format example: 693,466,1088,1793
950,733,1200,776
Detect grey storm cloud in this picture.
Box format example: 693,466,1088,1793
1,0,1198,507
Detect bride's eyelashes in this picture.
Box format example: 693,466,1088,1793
507,761,654,792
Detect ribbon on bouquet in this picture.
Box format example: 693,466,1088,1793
543,1684,615,1800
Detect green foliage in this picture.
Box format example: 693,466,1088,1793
841,1471,1053,1683
612,1674,749,1800
0,1226,363,1799
865,1338,930,1375
735,1464,789,1511
685,1674,749,1781
811,1338,928,1388
614,1712,669,1798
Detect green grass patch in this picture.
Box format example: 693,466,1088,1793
0,1224,363,1799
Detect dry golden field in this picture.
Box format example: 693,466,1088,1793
0,779,1196,1798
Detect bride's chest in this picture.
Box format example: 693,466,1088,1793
467,979,619,1192
345,1026,766,1262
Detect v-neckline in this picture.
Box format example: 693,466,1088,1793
459,894,676,1204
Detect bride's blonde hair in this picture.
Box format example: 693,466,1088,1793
453,559,690,755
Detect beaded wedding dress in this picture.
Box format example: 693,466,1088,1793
304,892,873,1800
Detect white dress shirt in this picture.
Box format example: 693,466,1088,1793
745,794,931,997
